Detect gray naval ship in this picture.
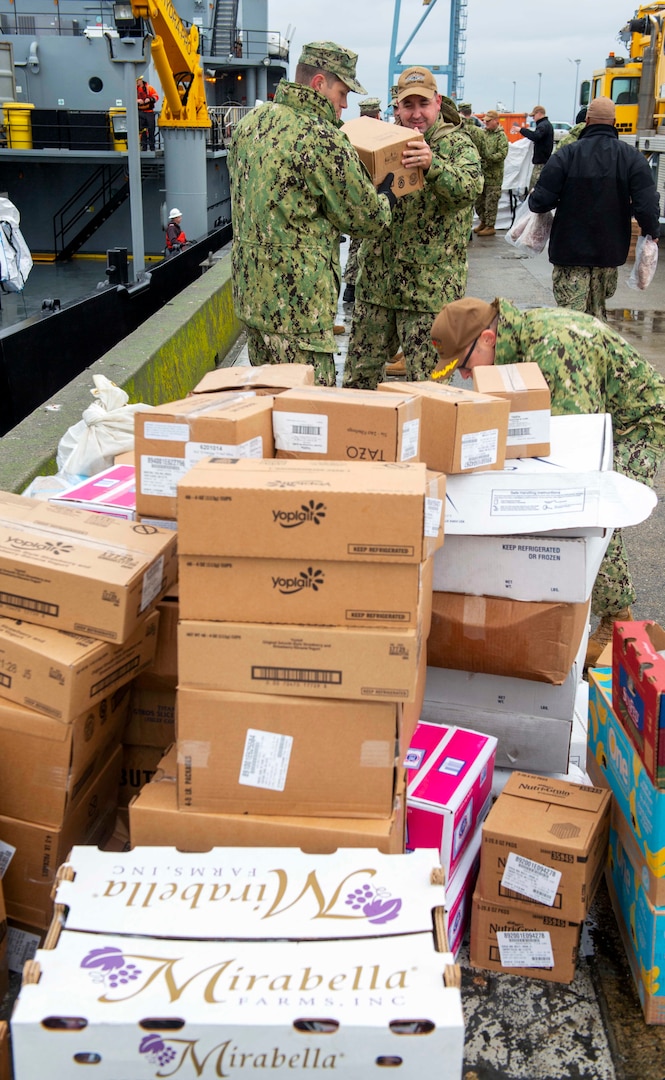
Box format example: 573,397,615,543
0,0,289,258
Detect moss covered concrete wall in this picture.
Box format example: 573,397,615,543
0,254,242,494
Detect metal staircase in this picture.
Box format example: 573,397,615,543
53,165,130,261
211,0,239,58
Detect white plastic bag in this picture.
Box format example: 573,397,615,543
56,374,152,479
505,199,553,256
627,234,658,290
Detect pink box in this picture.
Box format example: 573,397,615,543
50,464,136,520
445,825,481,957
405,720,496,879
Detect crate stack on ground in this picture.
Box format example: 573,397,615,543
587,620,665,1023
130,449,444,853
0,492,176,947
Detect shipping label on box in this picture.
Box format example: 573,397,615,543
49,464,136,520
0,491,176,642
177,687,399,817
178,554,431,629
272,387,420,462
131,749,408,854
178,617,424,703
587,667,665,902
405,721,496,879
477,771,610,923
432,531,611,604
177,458,444,564
0,684,130,827
378,380,509,474
612,620,665,788
135,393,274,520
472,362,551,458
0,609,158,720
192,363,315,396
341,115,424,198
469,891,581,985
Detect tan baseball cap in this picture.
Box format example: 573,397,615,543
484,109,500,120
430,298,499,374
298,41,367,94
396,66,439,103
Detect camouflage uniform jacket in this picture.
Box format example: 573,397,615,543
229,80,392,350
461,116,484,153
494,298,665,473
479,126,509,184
356,118,483,313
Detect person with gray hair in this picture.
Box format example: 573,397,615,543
528,96,660,319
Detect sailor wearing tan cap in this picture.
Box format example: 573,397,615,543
473,109,508,237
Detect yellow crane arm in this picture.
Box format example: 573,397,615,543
131,0,211,128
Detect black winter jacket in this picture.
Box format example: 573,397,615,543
528,124,661,267
519,116,553,164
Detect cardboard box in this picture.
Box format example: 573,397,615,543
130,747,407,854
587,667,665,905
0,491,176,642
477,771,610,923
178,554,432,629
605,821,665,1023
0,744,121,929
612,620,665,788
442,413,655,537
124,673,176,747
445,826,482,958
192,363,314,396
432,531,611,604
470,892,581,984
12,847,464,1078
119,743,164,808
178,617,424,703
405,721,496,880
427,591,590,685
176,687,400,817
0,881,7,1002
177,458,445,564
423,623,588,721
134,393,274,520
0,684,130,827
472,362,551,458
272,387,420,462
0,1022,8,1080
48,463,136,520
378,380,509,474
0,609,158,720
341,115,424,198
144,588,178,679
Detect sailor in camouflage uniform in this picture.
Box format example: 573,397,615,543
342,97,383,304
473,110,509,237
458,103,484,154
229,43,395,386
342,67,482,389
430,296,665,664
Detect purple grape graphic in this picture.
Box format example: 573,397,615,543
81,947,142,987
344,883,402,924
139,1034,178,1068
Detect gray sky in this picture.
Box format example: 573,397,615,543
267,0,637,122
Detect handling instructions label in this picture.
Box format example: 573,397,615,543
501,852,561,906
496,930,554,969
239,728,293,790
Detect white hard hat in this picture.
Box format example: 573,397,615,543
168,207,182,219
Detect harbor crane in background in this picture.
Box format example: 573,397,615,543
387,0,467,113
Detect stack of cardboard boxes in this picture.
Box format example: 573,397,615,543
130,453,445,853
587,620,665,1022
0,492,176,944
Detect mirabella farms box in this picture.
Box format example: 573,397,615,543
11,847,464,1079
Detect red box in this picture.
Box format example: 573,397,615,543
404,720,496,879
612,620,665,788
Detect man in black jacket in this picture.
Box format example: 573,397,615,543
528,96,660,319
512,105,553,189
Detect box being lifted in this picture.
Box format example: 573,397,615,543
341,115,424,199
11,847,464,1080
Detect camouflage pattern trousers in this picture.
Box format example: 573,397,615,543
343,238,361,285
342,300,440,389
552,265,619,321
592,439,662,616
528,162,545,191
474,183,502,229
246,327,336,386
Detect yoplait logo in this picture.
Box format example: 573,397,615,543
6,536,74,555
272,501,326,529
273,567,325,595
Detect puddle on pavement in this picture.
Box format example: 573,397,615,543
607,308,665,341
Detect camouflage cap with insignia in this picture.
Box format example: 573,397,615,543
359,96,382,115
298,41,367,94
439,94,460,124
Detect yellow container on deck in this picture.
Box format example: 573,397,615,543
109,106,128,150
3,102,34,148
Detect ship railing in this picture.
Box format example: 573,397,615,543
207,104,254,149
0,2,124,36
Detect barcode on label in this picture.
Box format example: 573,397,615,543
0,590,59,617
508,427,530,437
252,666,342,685
292,425,322,436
